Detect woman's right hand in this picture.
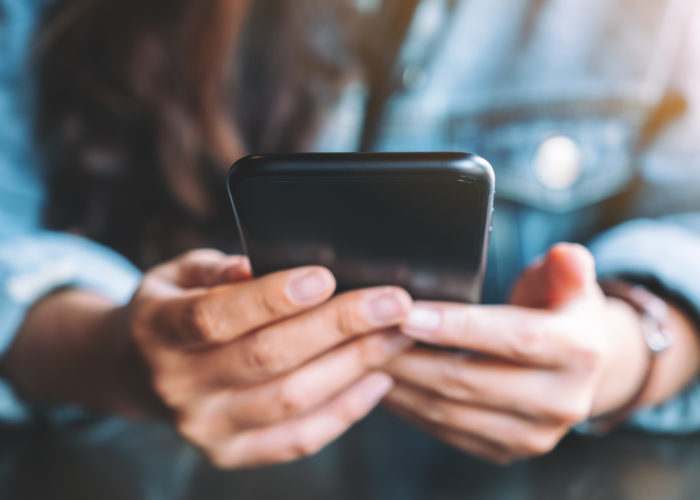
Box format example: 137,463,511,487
127,250,413,468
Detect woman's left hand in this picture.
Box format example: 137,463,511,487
383,243,650,464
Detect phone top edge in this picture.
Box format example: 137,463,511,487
228,152,494,187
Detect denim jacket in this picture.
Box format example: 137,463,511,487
2,0,700,434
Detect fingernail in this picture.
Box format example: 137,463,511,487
382,334,414,355
365,291,408,325
362,373,393,405
237,258,252,274
222,257,252,279
287,269,331,305
402,306,441,338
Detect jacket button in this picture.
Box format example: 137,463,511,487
532,135,582,190
402,65,427,91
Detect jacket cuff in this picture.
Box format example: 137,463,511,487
0,231,141,423
590,217,700,433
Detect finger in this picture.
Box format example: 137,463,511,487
205,372,393,469
384,382,566,458
510,243,598,309
384,347,590,422
153,249,252,288
425,424,515,465
152,266,336,346
187,286,412,384
178,333,413,440
384,401,513,465
400,302,572,366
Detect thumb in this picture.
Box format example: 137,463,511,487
543,243,597,307
153,249,252,289
510,243,597,308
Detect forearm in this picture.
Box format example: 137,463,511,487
0,289,161,419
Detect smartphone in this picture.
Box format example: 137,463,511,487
227,152,494,303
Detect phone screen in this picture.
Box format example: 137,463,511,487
232,176,491,303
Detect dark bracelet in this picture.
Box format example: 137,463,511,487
586,280,674,434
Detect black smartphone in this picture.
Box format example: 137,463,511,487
227,152,494,303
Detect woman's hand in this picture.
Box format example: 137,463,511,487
127,250,415,467
382,244,657,464
4,249,413,468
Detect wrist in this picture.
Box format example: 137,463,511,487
4,289,161,419
590,296,649,418
589,280,700,430
97,304,165,419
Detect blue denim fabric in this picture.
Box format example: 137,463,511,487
0,0,141,422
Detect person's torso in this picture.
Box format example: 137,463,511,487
318,0,700,301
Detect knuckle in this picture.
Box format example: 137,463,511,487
179,249,203,263
129,293,161,343
440,359,478,401
333,389,375,425
289,431,323,460
516,430,559,457
253,287,288,320
356,335,392,366
421,402,450,426
244,336,288,376
509,324,548,359
336,382,383,424
344,394,373,421
205,449,237,470
277,381,309,418
543,398,591,425
334,297,367,336
152,374,189,408
176,416,211,448
183,248,223,262
176,249,225,276
570,341,604,372
181,296,215,342
454,308,478,335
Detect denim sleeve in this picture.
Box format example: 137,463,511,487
590,213,700,433
0,232,141,423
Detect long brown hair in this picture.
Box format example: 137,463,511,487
35,0,367,268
